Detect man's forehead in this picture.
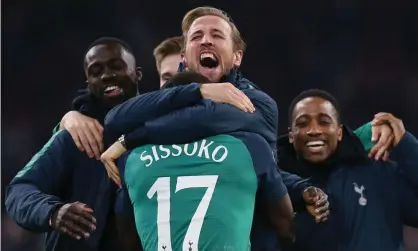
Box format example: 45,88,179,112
294,97,336,117
188,15,231,35
85,44,125,63
160,54,181,72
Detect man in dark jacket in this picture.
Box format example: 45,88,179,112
4,37,144,251
279,89,418,251
5,35,263,251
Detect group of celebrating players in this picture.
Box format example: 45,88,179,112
5,6,418,251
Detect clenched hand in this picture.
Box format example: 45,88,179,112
303,187,330,223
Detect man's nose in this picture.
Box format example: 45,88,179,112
306,124,323,136
200,34,214,46
101,71,116,81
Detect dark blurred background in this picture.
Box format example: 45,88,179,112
2,0,418,250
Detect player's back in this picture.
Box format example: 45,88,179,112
121,132,281,251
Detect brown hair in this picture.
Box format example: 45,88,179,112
181,6,246,53
153,36,184,72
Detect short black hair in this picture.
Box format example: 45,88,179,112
85,37,134,57
288,89,342,125
161,72,210,89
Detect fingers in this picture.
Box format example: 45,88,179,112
103,161,121,188
87,122,104,159
382,151,390,161
372,113,399,131
82,126,101,160
67,129,85,152
62,217,91,239
371,124,380,142
375,135,393,161
369,129,393,161
315,194,328,207
62,112,104,156
368,126,387,158
78,129,96,158
70,204,97,227
93,120,105,154
67,212,96,231
306,204,329,223
230,87,255,112
303,187,321,204
227,90,249,112
374,112,395,122
59,226,82,240
315,210,330,223
315,200,329,214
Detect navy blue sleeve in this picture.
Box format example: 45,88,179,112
104,83,202,142
240,133,288,201
377,160,418,227
389,163,418,228
397,178,418,228
114,153,132,216
124,89,278,148
280,170,311,211
390,132,418,187
4,130,75,232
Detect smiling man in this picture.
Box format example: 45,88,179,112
84,40,139,107
5,37,142,251
277,89,418,251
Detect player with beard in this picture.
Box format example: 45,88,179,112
4,37,143,251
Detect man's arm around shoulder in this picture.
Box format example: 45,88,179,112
126,88,278,148
105,83,202,141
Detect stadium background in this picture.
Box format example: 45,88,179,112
2,0,418,250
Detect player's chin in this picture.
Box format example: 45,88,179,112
103,94,126,107
302,152,329,164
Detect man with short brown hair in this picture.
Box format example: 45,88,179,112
153,36,183,87
181,6,246,53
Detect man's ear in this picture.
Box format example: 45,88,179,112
288,127,294,143
135,67,143,82
233,50,243,68
337,124,343,141
181,53,187,68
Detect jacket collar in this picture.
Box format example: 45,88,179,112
277,125,368,178
177,62,260,91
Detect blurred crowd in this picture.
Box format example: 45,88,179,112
2,1,418,250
